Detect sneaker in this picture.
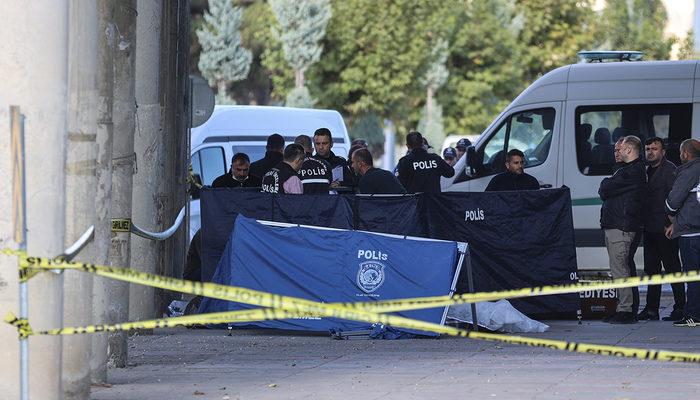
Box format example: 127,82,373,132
662,309,685,321
637,309,659,321
673,316,700,327
608,312,638,324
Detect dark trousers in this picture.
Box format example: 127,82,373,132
643,232,685,312
628,232,641,315
680,236,700,319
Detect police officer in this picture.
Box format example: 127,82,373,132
250,133,285,179
261,144,305,194
313,128,354,189
443,147,457,167
396,131,455,193
294,134,332,194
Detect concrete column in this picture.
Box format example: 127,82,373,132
107,0,137,368
62,1,99,398
130,0,164,322
91,0,116,383
0,1,69,399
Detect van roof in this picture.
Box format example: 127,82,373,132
191,105,349,148
510,60,700,108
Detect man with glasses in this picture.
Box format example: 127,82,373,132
484,149,540,191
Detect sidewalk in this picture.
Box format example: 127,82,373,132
92,296,700,400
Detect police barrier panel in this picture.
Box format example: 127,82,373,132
199,216,459,335
421,191,579,318
5,249,700,364
199,188,578,317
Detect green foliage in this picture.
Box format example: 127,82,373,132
421,38,450,91
348,113,385,156
677,31,696,60
309,0,455,129
441,0,525,135
285,86,316,108
269,0,332,74
516,0,598,82
600,0,675,60
196,0,252,96
417,102,445,148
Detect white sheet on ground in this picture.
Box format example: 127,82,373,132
447,299,549,333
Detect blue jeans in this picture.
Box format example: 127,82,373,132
680,236,700,318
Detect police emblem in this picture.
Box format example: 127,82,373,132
356,261,385,293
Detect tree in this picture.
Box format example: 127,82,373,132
599,0,675,60
196,0,252,104
418,38,449,147
440,0,525,135
269,0,332,107
677,30,695,60
516,0,598,82
348,112,385,158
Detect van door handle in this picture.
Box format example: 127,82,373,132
539,183,552,189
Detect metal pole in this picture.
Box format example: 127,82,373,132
465,251,479,332
12,106,28,400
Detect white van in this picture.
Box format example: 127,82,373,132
189,105,351,240
443,60,700,271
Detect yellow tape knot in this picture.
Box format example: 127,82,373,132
4,311,33,339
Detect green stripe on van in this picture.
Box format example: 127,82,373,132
572,197,603,206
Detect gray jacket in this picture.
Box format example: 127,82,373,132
666,157,700,238
644,158,676,233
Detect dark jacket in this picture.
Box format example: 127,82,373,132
643,158,676,233
211,172,262,188
666,157,700,238
261,162,299,194
397,148,455,193
315,150,354,189
298,155,332,194
485,171,540,192
249,150,283,181
358,168,406,194
599,157,647,232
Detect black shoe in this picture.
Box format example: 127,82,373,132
662,309,685,321
673,316,700,327
602,312,618,322
608,312,638,324
637,309,659,321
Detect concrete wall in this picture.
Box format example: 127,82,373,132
0,1,70,398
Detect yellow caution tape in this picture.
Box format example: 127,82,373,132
5,249,700,364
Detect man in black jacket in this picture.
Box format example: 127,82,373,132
485,149,540,192
352,148,406,194
599,135,647,324
211,153,262,188
397,131,454,193
638,138,685,321
261,144,305,194
249,133,285,180
313,128,354,190
666,139,700,327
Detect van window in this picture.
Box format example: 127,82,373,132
193,146,226,186
478,108,555,176
576,104,692,175
232,145,267,164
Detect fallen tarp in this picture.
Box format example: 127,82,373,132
199,216,462,336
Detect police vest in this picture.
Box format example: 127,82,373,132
298,157,331,194
261,162,298,194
